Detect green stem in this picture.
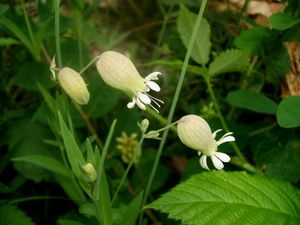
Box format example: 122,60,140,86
79,56,100,74
55,0,62,68
139,1,208,224
205,77,246,161
155,121,178,133
20,0,36,52
111,136,145,205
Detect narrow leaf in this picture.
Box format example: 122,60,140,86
58,112,85,179
177,5,211,65
148,171,300,225
227,89,277,114
119,192,143,225
0,37,19,46
208,49,249,76
277,96,300,128
12,155,68,177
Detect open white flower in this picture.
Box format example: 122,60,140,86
177,114,235,170
96,51,163,112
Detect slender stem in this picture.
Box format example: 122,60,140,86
20,0,36,52
55,0,62,68
152,3,174,60
139,1,208,224
73,102,104,148
111,136,145,205
205,78,246,161
79,56,100,74
248,123,276,137
155,121,178,133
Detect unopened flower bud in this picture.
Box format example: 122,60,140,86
82,163,97,182
138,119,149,134
58,67,90,105
144,130,160,139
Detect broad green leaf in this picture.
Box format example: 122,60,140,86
262,138,300,182
227,90,277,114
12,155,68,177
9,120,59,182
148,171,300,225
119,192,143,225
177,5,211,65
277,96,300,128
208,49,249,76
84,75,120,118
58,220,85,225
58,113,85,179
234,26,272,54
0,205,35,225
0,37,19,46
269,13,300,30
12,62,54,91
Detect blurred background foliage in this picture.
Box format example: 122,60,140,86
1,0,300,224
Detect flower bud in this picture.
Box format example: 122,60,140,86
144,130,160,139
82,163,97,182
138,119,149,134
58,67,90,105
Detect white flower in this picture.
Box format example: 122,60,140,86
96,51,163,112
58,67,90,105
177,114,235,170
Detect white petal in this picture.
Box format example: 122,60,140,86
138,93,151,104
217,135,235,146
199,155,210,170
147,81,160,92
136,97,146,110
211,155,224,170
145,71,161,81
127,101,135,109
214,152,230,162
212,129,222,139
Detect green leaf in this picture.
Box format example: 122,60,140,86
269,13,300,30
0,205,35,225
234,26,272,54
265,138,300,182
58,113,85,179
208,49,250,76
227,90,277,114
12,155,68,177
58,220,85,225
148,171,300,225
12,62,54,91
177,5,211,65
0,16,32,49
0,37,19,46
119,192,143,225
84,75,120,118
277,96,300,128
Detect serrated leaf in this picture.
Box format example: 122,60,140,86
277,96,300,128
269,13,300,31
0,205,35,225
177,5,211,65
148,171,300,225
226,90,277,114
208,49,249,76
12,155,68,177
